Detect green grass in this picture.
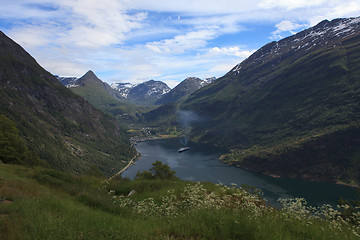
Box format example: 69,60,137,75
1,164,359,239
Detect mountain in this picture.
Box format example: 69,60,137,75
74,70,123,99
56,76,78,87
0,31,136,175
112,80,170,105
156,77,214,105
59,70,143,119
181,17,360,184
111,82,136,98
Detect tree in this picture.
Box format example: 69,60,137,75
135,161,178,180
0,115,46,166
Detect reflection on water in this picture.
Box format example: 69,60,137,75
122,138,359,206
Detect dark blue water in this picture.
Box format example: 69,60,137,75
122,138,359,206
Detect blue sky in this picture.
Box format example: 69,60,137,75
1,1,360,88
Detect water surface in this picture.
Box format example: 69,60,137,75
122,138,359,206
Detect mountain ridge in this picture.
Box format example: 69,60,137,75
111,79,170,106
156,77,215,105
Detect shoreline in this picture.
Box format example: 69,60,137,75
128,137,360,189
130,135,180,145
220,157,360,188
108,152,140,181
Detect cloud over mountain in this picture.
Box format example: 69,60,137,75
1,0,360,87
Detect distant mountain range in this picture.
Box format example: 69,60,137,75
0,31,135,175
58,74,216,106
180,17,360,184
111,77,216,105
57,70,146,123
111,80,171,105
57,70,122,99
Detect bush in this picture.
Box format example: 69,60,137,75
0,115,47,167
135,161,178,180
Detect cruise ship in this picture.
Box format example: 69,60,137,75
178,147,190,153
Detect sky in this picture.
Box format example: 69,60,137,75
1,1,360,88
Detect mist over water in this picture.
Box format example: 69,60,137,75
179,136,189,147
177,110,203,147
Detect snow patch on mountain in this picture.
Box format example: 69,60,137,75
111,82,135,98
231,17,360,76
56,76,79,88
111,80,171,104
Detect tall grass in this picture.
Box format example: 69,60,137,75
1,164,359,239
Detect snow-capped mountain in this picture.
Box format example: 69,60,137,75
203,77,216,84
111,82,135,98
57,70,125,101
231,17,360,75
111,80,171,105
56,76,78,87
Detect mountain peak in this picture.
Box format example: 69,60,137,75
76,70,103,87
155,77,213,105
83,70,98,78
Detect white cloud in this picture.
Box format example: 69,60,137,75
270,20,308,39
210,63,238,73
5,0,147,50
209,47,254,58
1,0,360,87
258,0,327,10
146,29,218,54
126,0,258,14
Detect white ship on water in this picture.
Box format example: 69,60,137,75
178,147,190,153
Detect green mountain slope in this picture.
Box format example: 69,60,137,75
181,18,360,184
0,31,136,175
69,70,144,121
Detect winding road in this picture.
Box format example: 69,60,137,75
108,152,140,181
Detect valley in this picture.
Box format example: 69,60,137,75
1,14,360,239
48,17,360,186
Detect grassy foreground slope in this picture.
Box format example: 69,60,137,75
1,163,360,239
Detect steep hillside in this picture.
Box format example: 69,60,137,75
156,77,211,105
182,17,360,184
0,31,136,175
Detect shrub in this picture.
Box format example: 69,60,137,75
0,115,47,167
135,161,178,180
